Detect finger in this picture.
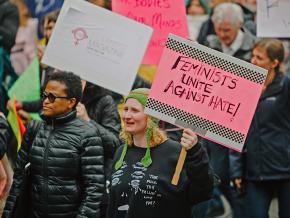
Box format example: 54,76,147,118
182,129,197,139
183,128,195,136
181,137,192,145
182,133,197,144
180,142,191,150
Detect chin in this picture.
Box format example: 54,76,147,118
42,112,52,117
41,109,54,117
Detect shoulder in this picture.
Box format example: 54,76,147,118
72,118,102,141
155,139,182,154
241,29,257,49
27,119,44,130
205,34,221,50
98,95,115,106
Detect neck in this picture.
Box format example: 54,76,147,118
133,132,147,148
262,69,276,93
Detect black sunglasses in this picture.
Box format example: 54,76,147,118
41,92,70,103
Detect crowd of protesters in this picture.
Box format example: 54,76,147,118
0,0,289,217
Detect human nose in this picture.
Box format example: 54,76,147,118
122,110,132,119
251,56,257,65
42,95,50,105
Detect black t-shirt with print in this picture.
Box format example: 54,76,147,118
107,139,213,218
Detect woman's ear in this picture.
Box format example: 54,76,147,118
271,59,279,70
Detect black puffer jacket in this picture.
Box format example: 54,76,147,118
0,116,10,159
3,110,105,218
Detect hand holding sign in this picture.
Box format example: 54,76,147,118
172,128,198,185
180,128,198,150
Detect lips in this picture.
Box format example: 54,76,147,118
42,106,52,110
124,121,134,126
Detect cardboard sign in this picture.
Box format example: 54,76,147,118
145,34,268,151
112,0,188,65
257,0,290,37
42,0,153,95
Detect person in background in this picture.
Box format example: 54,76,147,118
7,10,60,115
230,39,290,218
196,0,231,45
197,0,256,45
0,0,19,114
10,0,37,76
204,3,256,217
186,0,209,41
107,88,213,218
3,71,105,217
205,2,256,62
0,0,19,52
77,82,121,218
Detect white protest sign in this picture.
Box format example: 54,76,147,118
257,0,290,37
42,0,153,95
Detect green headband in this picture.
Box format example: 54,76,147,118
115,88,159,170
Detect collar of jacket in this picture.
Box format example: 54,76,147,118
207,28,256,54
260,72,285,100
41,109,77,125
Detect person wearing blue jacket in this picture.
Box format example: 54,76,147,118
230,39,290,218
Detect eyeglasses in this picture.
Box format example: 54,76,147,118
41,92,70,103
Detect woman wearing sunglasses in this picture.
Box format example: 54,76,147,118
4,71,105,218
107,88,213,218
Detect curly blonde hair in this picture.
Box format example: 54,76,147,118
120,117,167,147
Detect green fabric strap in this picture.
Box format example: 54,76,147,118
141,128,153,168
115,141,128,170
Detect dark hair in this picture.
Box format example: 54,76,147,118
45,9,60,24
44,71,83,107
254,39,285,72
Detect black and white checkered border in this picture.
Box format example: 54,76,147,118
166,38,266,85
147,98,245,144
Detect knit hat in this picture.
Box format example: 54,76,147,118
115,88,159,170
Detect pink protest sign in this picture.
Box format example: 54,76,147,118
112,0,188,65
145,34,268,151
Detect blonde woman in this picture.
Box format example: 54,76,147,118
108,88,213,218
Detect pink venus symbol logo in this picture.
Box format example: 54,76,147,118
72,27,88,45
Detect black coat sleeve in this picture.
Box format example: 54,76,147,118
88,95,121,159
77,130,105,218
22,99,42,113
0,117,10,159
184,142,214,205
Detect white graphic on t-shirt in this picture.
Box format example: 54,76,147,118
118,192,129,211
130,179,141,194
118,205,129,211
113,161,163,209
131,171,145,179
128,162,147,194
112,177,120,186
143,174,161,207
111,162,128,187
